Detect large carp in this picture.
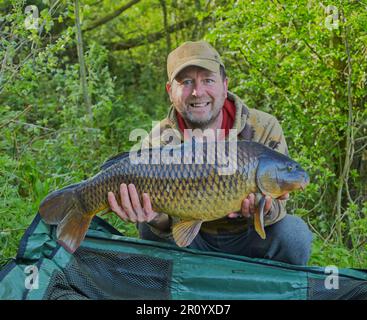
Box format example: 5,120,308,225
39,140,309,253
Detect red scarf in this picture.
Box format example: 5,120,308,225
176,98,236,140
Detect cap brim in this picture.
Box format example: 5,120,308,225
170,59,220,82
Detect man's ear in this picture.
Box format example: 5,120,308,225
166,81,172,101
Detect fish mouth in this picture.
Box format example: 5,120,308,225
300,179,310,191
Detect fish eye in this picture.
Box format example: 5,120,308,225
287,164,294,172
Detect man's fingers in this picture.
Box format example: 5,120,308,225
142,193,157,221
108,191,129,221
264,195,272,214
241,198,251,218
278,193,290,200
119,183,137,222
227,212,241,218
248,193,255,214
128,184,146,222
108,191,120,213
109,186,156,223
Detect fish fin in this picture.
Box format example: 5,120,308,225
254,195,266,240
39,183,81,224
172,220,202,247
39,183,91,253
56,208,93,254
100,151,131,170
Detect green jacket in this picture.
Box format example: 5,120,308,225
141,91,288,238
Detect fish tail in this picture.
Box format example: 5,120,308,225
56,207,93,254
39,183,92,253
39,183,81,224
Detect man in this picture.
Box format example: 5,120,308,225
108,41,313,265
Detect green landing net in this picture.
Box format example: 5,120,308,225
1,213,366,300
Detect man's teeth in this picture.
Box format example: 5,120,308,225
190,102,210,107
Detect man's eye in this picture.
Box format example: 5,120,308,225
204,79,215,84
182,79,193,85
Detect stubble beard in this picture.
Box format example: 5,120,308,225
181,103,222,130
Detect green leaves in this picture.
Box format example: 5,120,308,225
1,0,366,267
206,0,367,267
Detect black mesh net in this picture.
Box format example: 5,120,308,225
43,247,173,300
308,276,367,300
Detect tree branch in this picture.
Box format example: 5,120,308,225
0,105,32,130
159,0,171,55
84,0,141,32
335,10,354,243
273,0,326,66
108,16,204,51
74,0,92,119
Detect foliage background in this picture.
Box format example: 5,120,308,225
0,0,366,268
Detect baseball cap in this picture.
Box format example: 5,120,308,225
167,41,225,82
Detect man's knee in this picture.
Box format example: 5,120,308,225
267,215,313,265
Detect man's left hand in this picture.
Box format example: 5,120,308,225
227,193,289,219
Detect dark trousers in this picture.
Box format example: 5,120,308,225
138,214,313,265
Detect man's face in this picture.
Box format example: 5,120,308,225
166,66,228,129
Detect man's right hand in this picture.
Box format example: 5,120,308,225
108,183,158,223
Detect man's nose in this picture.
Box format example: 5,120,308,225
192,82,204,97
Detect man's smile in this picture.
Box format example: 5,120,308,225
188,102,211,108
188,102,212,114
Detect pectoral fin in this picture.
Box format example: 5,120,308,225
172,220,202,247
254,196,266,240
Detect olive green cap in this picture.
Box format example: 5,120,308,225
167,41,225,82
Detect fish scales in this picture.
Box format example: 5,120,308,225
39,140,310,253
76,141,261,221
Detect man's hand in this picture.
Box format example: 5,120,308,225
108,183,158,223
227,193,289,219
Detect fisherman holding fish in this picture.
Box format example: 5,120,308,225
107,41,313,265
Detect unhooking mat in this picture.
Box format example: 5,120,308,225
1,213,367,300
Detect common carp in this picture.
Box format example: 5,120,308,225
39,140,309,253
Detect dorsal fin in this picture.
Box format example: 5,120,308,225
100,151,131,170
